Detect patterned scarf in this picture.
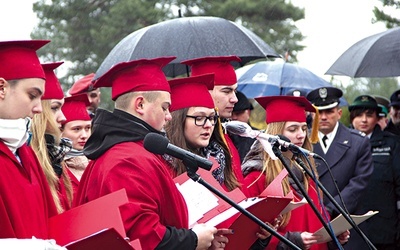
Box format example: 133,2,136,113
45,134,72,177
203,140,226,185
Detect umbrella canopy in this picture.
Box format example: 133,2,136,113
326,27,400,77
95,16,280,79
236,60,348,105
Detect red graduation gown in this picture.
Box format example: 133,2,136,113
75,141,189,250
244,170,329,250
0,142,58,239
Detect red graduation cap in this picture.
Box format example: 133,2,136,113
69,73,96,95
41,62,64,100
61,93,91,124
181,56,241,86
0,40,50,80
94,57,176,101
255,96,315,124
168,74,215,112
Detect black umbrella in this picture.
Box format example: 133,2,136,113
95,16,280,79
326,27,400,77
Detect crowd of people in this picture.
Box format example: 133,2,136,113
0,38,399,250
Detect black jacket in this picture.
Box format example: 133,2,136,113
361,125,400,245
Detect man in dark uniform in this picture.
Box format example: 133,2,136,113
385,89,400,136
306,87,374,249
349,95,400,249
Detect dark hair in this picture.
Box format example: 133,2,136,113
165,108,240,190
349,108,378,123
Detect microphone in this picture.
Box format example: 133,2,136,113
225,121,321,159
143,132,212,171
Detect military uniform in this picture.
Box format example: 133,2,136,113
307,87,374,250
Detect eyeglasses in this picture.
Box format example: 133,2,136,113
186,115,219,126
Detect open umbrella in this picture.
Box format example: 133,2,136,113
95,16,280,79
326,27,400,77
236,60,348,105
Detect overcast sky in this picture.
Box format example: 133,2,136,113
0,0,395,83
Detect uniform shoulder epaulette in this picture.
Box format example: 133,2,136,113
349,128,366,137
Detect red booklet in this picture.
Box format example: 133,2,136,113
48,188,139,249
64,227,134,250
174,162,293,250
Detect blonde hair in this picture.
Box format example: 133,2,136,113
31,100,73,213
260,121,317,227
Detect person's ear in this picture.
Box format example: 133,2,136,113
0,78,7,99
134,96,145,115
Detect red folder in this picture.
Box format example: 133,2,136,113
48,188,136,249
220,169,293,250
175,163,293,250
174,159,247,224
64,228,134,250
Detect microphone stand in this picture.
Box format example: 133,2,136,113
270,142,340,248
182,156,301,250
293,153,377,250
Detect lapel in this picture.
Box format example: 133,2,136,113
314,123,351,176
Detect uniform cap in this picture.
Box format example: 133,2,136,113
389,89,400,107
168,74,215,112
286,89,308,97
0,40,50,80
94,57,175,101
306,87,343,110
69,73,96,95
374,95,389,117
255,95,315,123
348,95,381,113
61,93,91,124
41,62,64,100
233,91,253,112
181,56,240,86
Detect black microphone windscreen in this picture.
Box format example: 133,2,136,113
277,134,290,142
144,133,169,155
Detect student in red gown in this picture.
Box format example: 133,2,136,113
165,73,270,249
75,57,228,250
0,40,62,246
31,62,74,212
61,93,92,197
241,96,350,250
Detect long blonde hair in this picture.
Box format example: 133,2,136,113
261,121,317,227
30,100,73,213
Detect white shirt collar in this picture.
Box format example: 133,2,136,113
318,122,339,153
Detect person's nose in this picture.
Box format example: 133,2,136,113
361,113,368,122
231,92,238,104
165,109,172,121
203,118,213,128
32,101,43,114
58,111,67,124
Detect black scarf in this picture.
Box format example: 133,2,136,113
45,134,72,177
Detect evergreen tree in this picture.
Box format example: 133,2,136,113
32,0,305,86
373,0,400,28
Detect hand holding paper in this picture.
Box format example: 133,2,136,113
312,211,378,243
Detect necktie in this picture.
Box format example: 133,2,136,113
322,135,328,147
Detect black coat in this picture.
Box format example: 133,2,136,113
361,125,400,245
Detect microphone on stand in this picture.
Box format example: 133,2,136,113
225,121,322,159
144,132,212,171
